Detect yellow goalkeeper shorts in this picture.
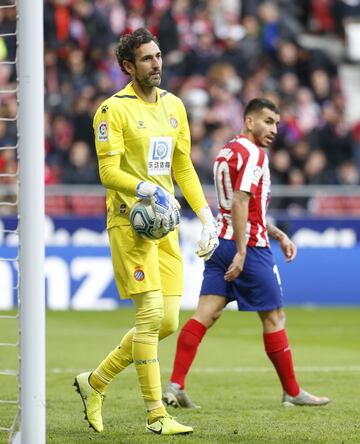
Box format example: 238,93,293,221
108,225,184,299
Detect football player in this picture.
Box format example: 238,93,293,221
74,28,218,435
163,98,330,409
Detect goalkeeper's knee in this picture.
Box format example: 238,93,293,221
133,291,164,344
159,296,181,340
159,316,178,340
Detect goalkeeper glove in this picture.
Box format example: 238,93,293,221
195,205,219,261
162,198,181,232
136,181,180,230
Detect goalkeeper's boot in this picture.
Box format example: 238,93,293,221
282,388,330,407
146,415,193,435
73,371,104,432
162,383,200,408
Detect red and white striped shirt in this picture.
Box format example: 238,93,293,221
213,134,271,247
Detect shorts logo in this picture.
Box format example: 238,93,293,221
169,117,178,128
134,267,145,281
98,121,108,141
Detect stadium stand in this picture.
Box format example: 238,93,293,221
1,0,360,215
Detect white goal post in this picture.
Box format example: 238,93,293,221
16,0,45,442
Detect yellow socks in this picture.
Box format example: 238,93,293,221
90,327,135,394
133,340,162,401
147,405,167,424
89,294,181,402
132,291,164,403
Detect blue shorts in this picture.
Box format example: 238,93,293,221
200,239,284,311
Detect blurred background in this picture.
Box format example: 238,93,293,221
1,0,360,309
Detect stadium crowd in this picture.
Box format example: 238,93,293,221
1,0,360,212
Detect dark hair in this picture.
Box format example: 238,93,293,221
115,28,159,74
244,98,280,119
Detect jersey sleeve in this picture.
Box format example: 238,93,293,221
174,97,191,155
234,148,263,195
98,154,139,196
93,99,138,196
93,99,125,158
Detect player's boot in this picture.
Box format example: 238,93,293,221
73,371,105,432
146,415,193,435
162,383,200,408
282,388,330,407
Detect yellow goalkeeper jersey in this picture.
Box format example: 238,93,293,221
93,82,207,229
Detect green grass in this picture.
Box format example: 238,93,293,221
1,308,360,443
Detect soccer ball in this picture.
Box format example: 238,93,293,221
129,200,168,240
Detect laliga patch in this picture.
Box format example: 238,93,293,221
134,267,145,281
148,137,173,176
252,166,262,183
98,121,108,142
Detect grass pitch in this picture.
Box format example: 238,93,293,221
1,307,360,444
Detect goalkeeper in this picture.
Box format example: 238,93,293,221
74,28,218,436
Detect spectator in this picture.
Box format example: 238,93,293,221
309,102,354,173
335,160,360,185
205,62,243,133
278,72,300,103
71,95,95,148
304,149,333,184
157,0,193,86
0,0,358,210
286,167,308,212
47,114,74,167
61,141,99,184
257,1,301,56
270,149,291,185
185,30,220,77
291,140,311,170
295,87,320,133
310,69,333,105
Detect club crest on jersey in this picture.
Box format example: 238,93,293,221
98,121,108,141
253,166,262,183
169,116,178,128
137,120,146,129
134,267,145,281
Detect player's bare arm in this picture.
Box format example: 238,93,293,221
225,190,251,281
267,223,297,262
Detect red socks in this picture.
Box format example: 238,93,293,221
170,321,299,396
263,329,300,397
170,319,207,389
